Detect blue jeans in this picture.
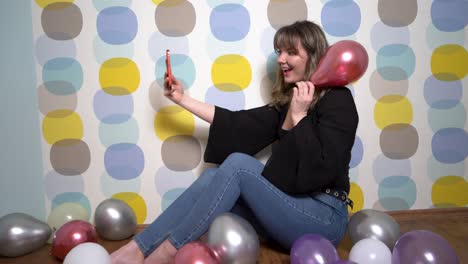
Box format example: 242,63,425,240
134,153,348,256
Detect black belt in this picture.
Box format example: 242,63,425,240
324,189,354,209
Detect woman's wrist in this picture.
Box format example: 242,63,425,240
291,112,307,126
282,111,306,130
176,93,186,105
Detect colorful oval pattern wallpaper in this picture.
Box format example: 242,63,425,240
10,0,468,223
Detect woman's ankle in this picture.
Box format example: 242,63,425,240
143,239,177,264
129,240,144,254
111,239,145,264
161,239,177,256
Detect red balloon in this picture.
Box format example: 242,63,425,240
174,241,220,264
50,220,97,260
310,40,368,88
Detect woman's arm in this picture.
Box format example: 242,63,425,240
164,74,215,124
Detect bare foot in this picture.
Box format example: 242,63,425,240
111,240,145,264
144,239,177,264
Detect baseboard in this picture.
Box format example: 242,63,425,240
385,207,468,220
136,207,468,232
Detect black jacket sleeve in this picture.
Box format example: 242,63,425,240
204,105,280,164
262,87,358,194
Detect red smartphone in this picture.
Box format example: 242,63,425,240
165,49,173,87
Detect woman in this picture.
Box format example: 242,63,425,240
111,20,358,264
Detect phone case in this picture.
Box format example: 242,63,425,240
166,49,173,87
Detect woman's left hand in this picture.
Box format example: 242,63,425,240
282,81,315,130
290,81,315,118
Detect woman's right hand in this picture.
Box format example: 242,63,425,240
163,72,215,124
163,72,184,104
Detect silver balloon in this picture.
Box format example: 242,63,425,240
347,209,400,250
0,213,52,257
207,212,259,264
94,198,137,240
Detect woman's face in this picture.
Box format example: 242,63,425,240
276,41,309,84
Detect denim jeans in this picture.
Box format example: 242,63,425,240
134,153,348,256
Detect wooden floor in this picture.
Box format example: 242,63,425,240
1,208,467,263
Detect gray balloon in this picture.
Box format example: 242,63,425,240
0,213,52,257
94,199,137,240
207,213,259,264
347,209,400,250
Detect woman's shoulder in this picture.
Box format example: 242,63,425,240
326,86,352,95
317,87,359,122
321,86,354,103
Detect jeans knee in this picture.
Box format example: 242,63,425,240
222,152,263,179
225,152,253,166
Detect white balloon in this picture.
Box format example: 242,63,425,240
63,242,111,264
47,203,88,244
349,238,391,264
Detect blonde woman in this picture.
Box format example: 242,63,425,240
111,20,358,264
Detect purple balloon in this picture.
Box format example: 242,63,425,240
392,230,459,264
333,260,358,264
290,234,339,264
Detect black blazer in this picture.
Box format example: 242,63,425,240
204,87,359,194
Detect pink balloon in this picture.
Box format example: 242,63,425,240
310,40,368,88
175,241,220,264
50,220,97,260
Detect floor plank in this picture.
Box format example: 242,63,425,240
1,208,466,263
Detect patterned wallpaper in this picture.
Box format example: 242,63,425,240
30,0,467,224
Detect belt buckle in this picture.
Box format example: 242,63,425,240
325,189,353,209
347,198,354,210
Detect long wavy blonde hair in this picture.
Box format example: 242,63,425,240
270,21,330,109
